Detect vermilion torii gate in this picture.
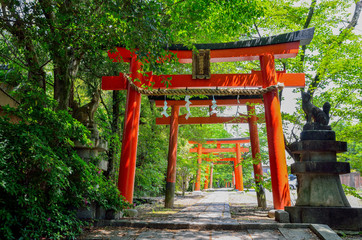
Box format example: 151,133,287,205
102,28,314,210
203,158,235,190
200,157,242,190
189,138,249,192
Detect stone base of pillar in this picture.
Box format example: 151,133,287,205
286,126,362,230
285,206,362,231
255,185,267,209
165,182,175,208
77,203,123,220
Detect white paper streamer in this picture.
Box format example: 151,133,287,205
185,95,192,119
161,100,169,117
211,95,217,114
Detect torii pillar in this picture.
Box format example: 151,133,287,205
248,105,267,208
204,165,209,190
232,171,235,187
234,143,244,191
260,54,291,209
117,57,142,203
209,163,214,189
195,144,202,191
165,106,180,208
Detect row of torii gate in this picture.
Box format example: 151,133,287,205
188,138,251,192
102,28,315,210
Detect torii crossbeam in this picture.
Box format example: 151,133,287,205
152,95,264,125
101,28,314,210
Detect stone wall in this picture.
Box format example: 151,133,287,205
340,172,362,189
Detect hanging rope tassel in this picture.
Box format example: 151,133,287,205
185,95,192,119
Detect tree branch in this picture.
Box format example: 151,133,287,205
300,0,316,64
346,0,362,30
0,31,27,67
39,58,52,69
38,0,56,33
253,21,262,38
0,53,27,69
99,91,110,120
303,0,316,29
308,0,362,96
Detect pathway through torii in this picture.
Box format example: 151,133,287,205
152,95,264,208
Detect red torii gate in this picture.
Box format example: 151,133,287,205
203,157,236,190
101,28,314,210
211,161,235,189
189,138,249,192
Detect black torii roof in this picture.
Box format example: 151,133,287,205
167,28,314,51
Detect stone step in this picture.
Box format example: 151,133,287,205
81,224,340,240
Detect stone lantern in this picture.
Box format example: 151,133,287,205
284,92,362,231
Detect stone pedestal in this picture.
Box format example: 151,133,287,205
285,125,362,230
74,124,108,170
74,124,111,220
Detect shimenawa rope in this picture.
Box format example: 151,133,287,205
124,74,284,96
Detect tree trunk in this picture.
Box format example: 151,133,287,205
105,90,122,180
54,54,82,110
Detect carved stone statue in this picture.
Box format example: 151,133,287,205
72,89,101,127
301,91,330,127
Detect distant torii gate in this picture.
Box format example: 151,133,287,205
212,160,235,189
101,28,314,210
203,157,238,190
189,138,249,192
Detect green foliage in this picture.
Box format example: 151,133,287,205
212,164,233,187
176,144,197,195
243,174,272,192
0,93,130,239
334,121,362,173
1,1,361,238
342,184,362,200
134,97,169,197
168,0,263,44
